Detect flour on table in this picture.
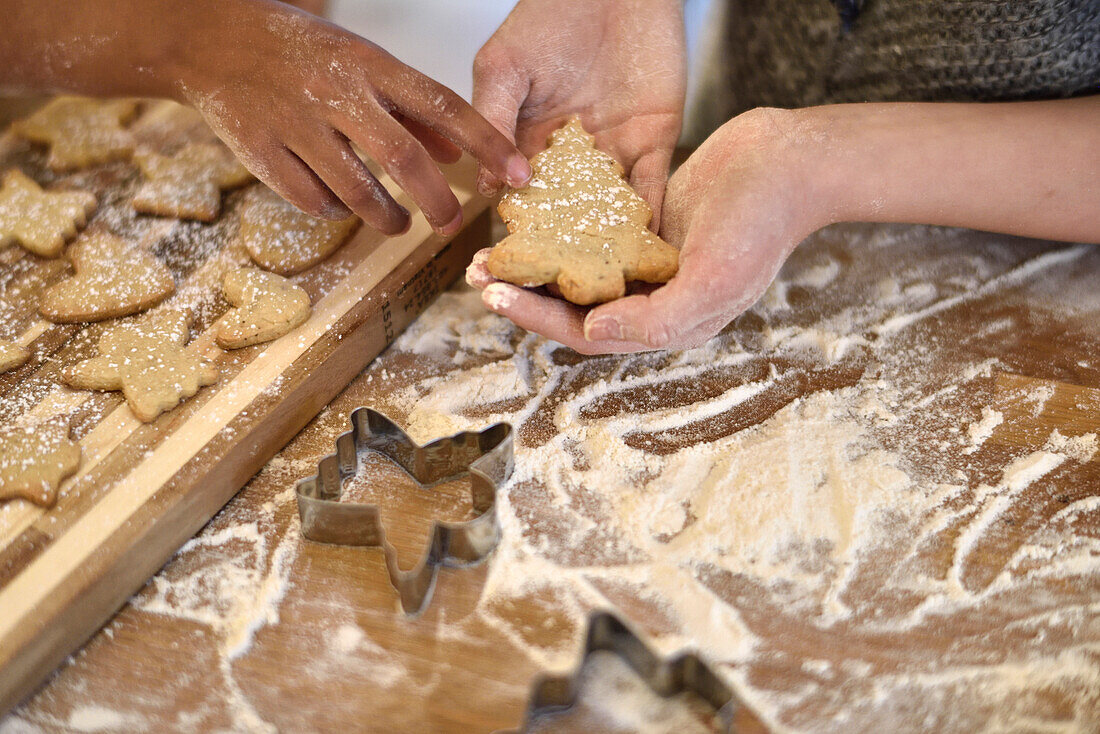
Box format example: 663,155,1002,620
525,650,718,734
1044,429,1097,463
380,230,1100,732
11,225,1094,733
963,406,1003,454
64,705,139,733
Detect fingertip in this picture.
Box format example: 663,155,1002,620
372,205,410,236
435,144,463,165
424,193,463,235
583,313,620,342
395,212,412,235
482,281,522,312
317,199,354,221
465,249,496,289
438,209,464,236
505,155,533,188
351,195,409,234
583,295,672,348
465,265,486,289
477,168,504,198
284,185,350,221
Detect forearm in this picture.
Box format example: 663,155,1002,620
282,0,327,15
0,0,288,99
803,97,1100,243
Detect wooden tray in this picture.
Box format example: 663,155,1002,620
0,101,491,712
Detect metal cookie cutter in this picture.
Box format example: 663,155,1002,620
296,408,513,614
511,611,765,733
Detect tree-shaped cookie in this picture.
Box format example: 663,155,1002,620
0,339,30,374
0,169,97,257
63,310,219,422
0,417,81,507
214,268,311,349
12,96,138,171
488,118,679,305
39,230,175,323
239,185,360,275
132,142,254,221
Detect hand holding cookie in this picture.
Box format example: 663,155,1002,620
469,110,818,353
487,119,678,305
472,0,686,228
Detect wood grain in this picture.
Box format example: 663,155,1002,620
4,101,1100,734
993,373,1100,452
0,100,493,714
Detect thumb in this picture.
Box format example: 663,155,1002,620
471,44,528,196
582,230,721,348
581,224,783,349
628,149,673,233
581,279,698,349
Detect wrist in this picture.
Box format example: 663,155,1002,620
778,106,859,234
142,0,229,101
143,0,276,102
795,104,889,227
710,107,838,244
605,0,685,30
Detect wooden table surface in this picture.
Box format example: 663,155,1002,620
4,205,1100,728
0,98,498,717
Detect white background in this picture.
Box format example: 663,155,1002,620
331,0,714,102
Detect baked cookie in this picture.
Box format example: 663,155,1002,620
12,96,138,171
0,417,81,507
0,169,98,258
132,142,254,221
40,230,175,323
0,338,30,374
239,185,360,275
63,310,219,422
489,118,678,305
214,268,311,349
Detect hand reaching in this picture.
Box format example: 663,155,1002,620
172,0,532,235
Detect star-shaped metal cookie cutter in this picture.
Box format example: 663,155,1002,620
509,611,764,733
296,408,513,614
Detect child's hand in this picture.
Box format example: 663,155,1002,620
172,1,532,235
469,95,1100,354
472,0,686,229
466,108,819,353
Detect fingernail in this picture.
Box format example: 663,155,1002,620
464,252,491,287
506,156,532,188
476,173,493,198
464,262,481,287
584,316,623,341
439,210,463,236
395,213,412,236
320,201,352,221
483,282,519,311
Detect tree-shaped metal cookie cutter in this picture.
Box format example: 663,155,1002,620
296,408,513,614
509,611,763,733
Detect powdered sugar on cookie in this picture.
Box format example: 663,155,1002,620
490,118,678,304
0,169,97,258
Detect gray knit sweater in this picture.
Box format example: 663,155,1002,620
700,0,1098,125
